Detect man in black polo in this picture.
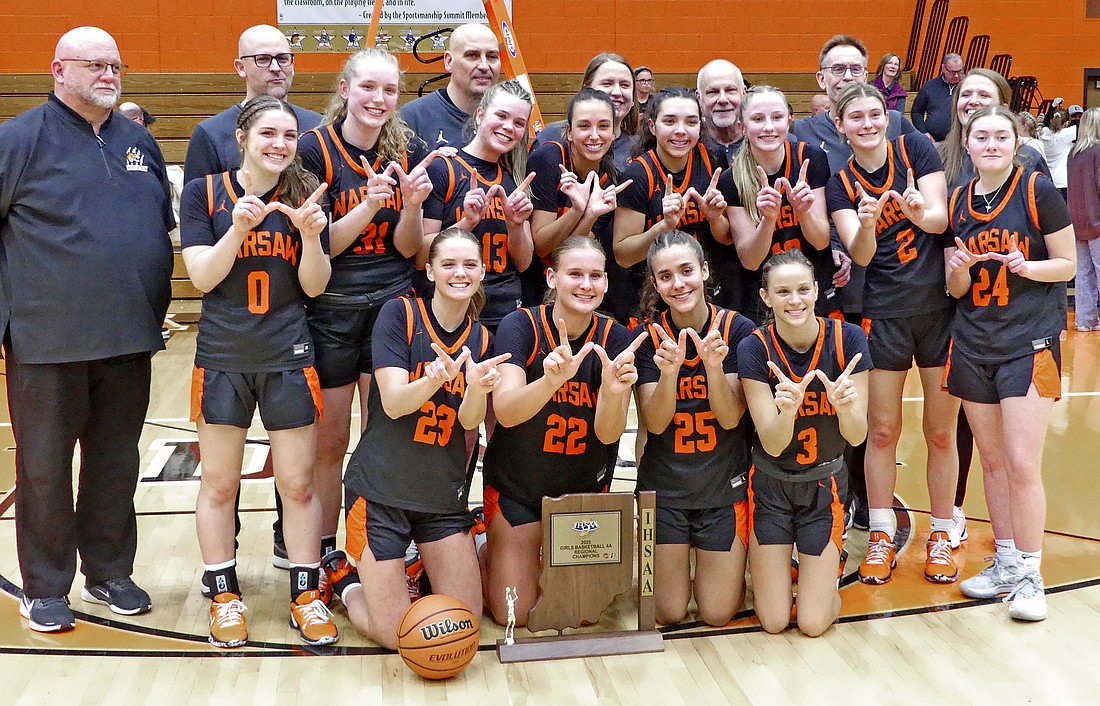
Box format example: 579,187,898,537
0,26,174,632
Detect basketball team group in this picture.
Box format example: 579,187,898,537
0,21,1080,650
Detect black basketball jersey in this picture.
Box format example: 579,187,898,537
180,172,328,372
298,123,428,303
635,305,755,508
723,141,837,322
344,296,491,513
482,304,633,505
827,134,952,318
948,167,1069,363
620,143,743,311
425,150,524,326
738,318,872,480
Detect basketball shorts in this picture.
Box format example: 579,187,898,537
190,367,322,430
306,300,390,389
344,491,474,562
482,485,542,528
862,308,952,371
655,502,749,552
749,466,847,557
946,341,1062,404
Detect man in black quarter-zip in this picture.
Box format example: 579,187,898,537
0,26,173,633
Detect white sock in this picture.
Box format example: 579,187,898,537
929,516,953,536
868,508,895,537
994,539,1017,567
1018,550,1042,575
204,558,236,571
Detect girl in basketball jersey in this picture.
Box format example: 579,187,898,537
179,96,336,648
616,87,736,316
532,53,640,171
423,80,537,332
826,83,961,587
634,230,755,626
298,48,444,577
336,228,511,649
945,106,1075,621
737,250,871,636
724,85,835,323
529,88,633,321
481,236,645,627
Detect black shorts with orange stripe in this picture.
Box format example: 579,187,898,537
749,464,847,557
190,366,322,430
344,490,474,562
656,502,749,552
946,340,1061,404
862,308,952,371
482,485,542,528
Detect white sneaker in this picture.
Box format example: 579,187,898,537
960,556,1019,599
1005,572,1047,622
948,507,968,550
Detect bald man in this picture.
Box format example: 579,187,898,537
400,23,502,148
696,59,746,165
183,24,322,184
0,27,174,632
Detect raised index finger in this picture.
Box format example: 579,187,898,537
665,173,675,198
708,167,722,192
840,352,863,379
359,156,377,178
515,171,537,193
430,342,455,365
303,182,327,207
756,165,769,190
766,359,791,383
243,169,254,197
798,159,810,185
906,168,916,192
625,330,648,355
612,179,635,195
555,317,571,349
854,181,869,202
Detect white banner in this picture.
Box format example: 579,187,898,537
277,0,510,26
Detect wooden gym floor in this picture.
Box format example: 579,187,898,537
1,325,1100,705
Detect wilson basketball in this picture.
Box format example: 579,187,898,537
396,594,480,680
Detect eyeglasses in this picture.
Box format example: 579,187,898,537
822,64,866,77
239,53,295,69
636,78,654,84
59,58,128,76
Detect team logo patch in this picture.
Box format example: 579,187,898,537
125,147,149,172
573,519,599,537
215,575,228,593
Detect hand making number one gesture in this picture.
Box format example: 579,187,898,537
661,173,688,228
756,165,785,222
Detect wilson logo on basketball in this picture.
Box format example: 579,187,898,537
419,617,475,642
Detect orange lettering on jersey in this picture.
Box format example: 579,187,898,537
484,196,507,221
775,204,800,229
771,238,803,257
237,231,299,265
551,380,594,407
966,229,1030,259
239,230,257,258
677,375,708,400
797,391,835,418
875,200,905,235
408,363,466,395
680,200,704,226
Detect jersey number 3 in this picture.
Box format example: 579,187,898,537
413,401,457,446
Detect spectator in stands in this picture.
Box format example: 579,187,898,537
1040,101,1077,201
911,52,963,142
400,23,501,149
184,25,322,184
181,23,323,572
118,101,156,127
696,59,746,165
810,94,830,116
1069,104,1085,130
635,65,654,114
1020,112,1044,152
1068,108,1100,332
871,52,907,112
533,53,639,171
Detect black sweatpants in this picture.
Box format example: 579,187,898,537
8,352,152,598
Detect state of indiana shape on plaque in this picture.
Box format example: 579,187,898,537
527,492,639,632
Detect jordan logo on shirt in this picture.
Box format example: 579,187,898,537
216,200,229,214
436,130,449,146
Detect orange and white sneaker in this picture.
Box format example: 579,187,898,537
318,565,333,607
209,593,248,648
290,590,338,646
858,531,897,585
924,531,959,583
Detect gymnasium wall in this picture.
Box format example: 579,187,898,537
1,0,1096,104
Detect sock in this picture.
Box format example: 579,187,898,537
868,508,896,538
1018,549,1042,575
320,534,338,557
290,564,321,601
994,539,1018,567
204,560,241,598
952,506,966,520
929,516,953,536
333,564,362,604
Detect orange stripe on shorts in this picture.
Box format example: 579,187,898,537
734,499,749,549
482,485,501,526
345,496,368,562
304,366,324,420
1032,348,1061,400
189,367,205,423
828,476,845,556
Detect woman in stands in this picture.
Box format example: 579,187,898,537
945,106,1075,621
826,83,959,589
180,96,336,648
739,249,871,637
871,53,907,112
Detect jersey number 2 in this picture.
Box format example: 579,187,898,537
544,413,587,455
673,411,717,453
896,228,918,264
972,266,1010,307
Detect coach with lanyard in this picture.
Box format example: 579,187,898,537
0,26,174,633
